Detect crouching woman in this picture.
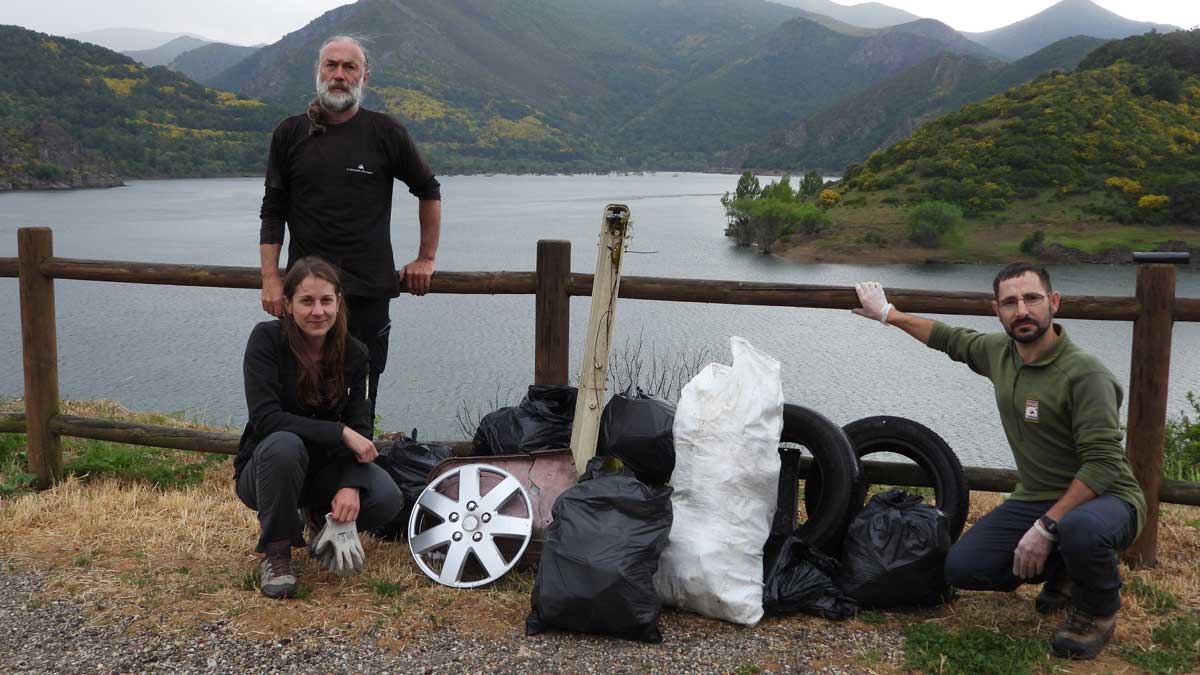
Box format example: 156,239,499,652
234,256,402,598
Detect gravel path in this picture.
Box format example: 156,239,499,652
0,570,900,674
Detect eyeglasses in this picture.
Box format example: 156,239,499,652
997,293,1047,311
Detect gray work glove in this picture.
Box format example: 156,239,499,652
311,513,366,577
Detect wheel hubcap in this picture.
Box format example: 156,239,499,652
408,464,533,588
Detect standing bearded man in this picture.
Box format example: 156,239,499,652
258,35,442,416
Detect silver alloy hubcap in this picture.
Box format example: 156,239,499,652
407,464,533,588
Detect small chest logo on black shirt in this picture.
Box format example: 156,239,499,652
347,164,374,175
1024,399,1039,423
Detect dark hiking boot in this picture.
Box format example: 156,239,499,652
1051,607,1117,660
259,540,298,599
1035,576,1073,614
300,507,323,557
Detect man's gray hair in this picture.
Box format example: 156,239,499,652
316,35,369,69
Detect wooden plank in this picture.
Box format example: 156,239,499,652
18,228,63,488
1175,297,1200,322
535,240,571,385
567,274,1145,321
37,258,536,294
569,205,631,473
793,457,1200,507
52,415,240,454
9,254,1197,322
1123,264,1176,568
9,411,1199,505
0,413,27,433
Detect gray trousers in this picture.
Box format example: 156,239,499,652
235,431,403,552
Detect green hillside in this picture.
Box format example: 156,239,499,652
211,0,994,171
776,30,1200,262
739,36,1106,172
0,24,285,182
615,17,986,159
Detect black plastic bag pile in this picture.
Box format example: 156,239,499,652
836,489,954,608
371,436,454,540
526,458,673,643
763,532,857,619
597,386,676,485
473,385,577,455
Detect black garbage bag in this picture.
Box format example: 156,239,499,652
526,457,673,643
371,435,454,540
473,385,577,455
763,532,857,620
597,386,676,485
836,489,954,609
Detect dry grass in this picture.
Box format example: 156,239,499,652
1,402,1198,673
0,463,539,643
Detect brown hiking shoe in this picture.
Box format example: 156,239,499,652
259,540,298,599
1051,607,1116,660
1035,576,1073,614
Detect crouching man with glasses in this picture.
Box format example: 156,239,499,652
852,262,1145,660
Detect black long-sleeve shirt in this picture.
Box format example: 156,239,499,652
259,109,441,298
235,320,373,488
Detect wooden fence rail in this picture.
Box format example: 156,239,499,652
3,411,1197,507
3,227,1197,566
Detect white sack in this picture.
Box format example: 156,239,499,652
653,336,783,625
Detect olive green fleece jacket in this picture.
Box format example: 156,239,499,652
928,322,1146,536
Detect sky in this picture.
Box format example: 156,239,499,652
2,0,1198,47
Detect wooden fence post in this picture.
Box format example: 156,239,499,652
535,240,570,385
1122,263,1176,568
17,227,63,488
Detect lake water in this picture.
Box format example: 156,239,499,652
1,175,1197,470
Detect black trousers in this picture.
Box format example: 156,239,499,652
235,431,403,552
944,495,1137,617
344,295,391,419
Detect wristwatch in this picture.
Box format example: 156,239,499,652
1039,515,1060,538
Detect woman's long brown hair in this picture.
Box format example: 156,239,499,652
282,257,349,409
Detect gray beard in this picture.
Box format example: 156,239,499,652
316,79,363,113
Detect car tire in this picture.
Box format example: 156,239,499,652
840,415,970,543
772,404,862,552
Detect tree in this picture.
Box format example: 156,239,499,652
759,172,795,201
907,201,964,248
799,170,823,199
722,171,761,246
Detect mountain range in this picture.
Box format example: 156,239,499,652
967,0,1178,60
6,0,1189,181
766,0,920,29
736,35,1108,171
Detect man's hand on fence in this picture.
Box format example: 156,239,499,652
261,273,285,317
312,513,366,577
401,257,435,296
1013,521,1055,579
853,282,894,324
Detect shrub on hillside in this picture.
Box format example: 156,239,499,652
1169,181,1200,225
31,163,66,182
1164,392,1200,482
907,201,964,248
1138,194,1170,211
818,189,841,208
1019,230,1045,254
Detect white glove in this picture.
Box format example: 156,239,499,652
311,513,366,577
853,282,893,324
1012,521,1055,579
